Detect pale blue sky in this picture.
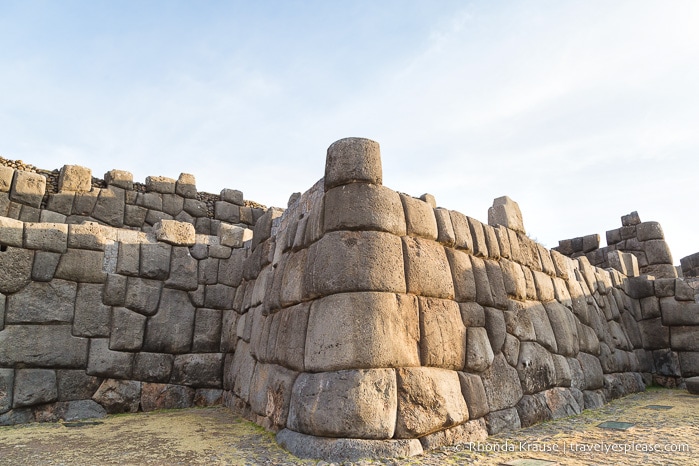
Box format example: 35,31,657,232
2,1,698,261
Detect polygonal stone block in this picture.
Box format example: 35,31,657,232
143,288,195,353
0,325,88,368
153,220,195,246
58,165,92,192
488,196,525,234
10,170,46,207
0,217,24,247
324,137,382,190
400,194,438,240
24,222,68,253
12,369,57,408
480,354,523,411
6,279,77,324
324,183,406,236
145,176,176,194
55,249,106,283
288,369,397,439
402,236,454,299
419,297,465,370
305,292,419,372
110,307,146,351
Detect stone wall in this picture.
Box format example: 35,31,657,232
1,138,698,462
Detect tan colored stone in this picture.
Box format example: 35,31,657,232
58,165,92,193
419,297,465,370
324,183,406,235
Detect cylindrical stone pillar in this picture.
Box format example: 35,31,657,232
324,138,382,191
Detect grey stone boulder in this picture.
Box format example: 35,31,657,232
12,369,57,408
63,400,107,421
324,183,406,236
485,407,521,435
324,137,382,190
458,372,490,419
395,367,469,438
685,376,699,395
56,370,102,401
0,247,33,294
480,354,523,411
154,220,195,246
170,353,223,388
517,342,556,395
92,379,141,414
0,325,88,368
133,352,174,383
400,193,438,240
6,279,77,324
419,297,465,369
305,292,419,372
288,369,397,439
276,429,422,462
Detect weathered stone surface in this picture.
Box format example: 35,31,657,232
470,255,493,307
306,231,406,295
460,302,485,327
504,300,537,342
638,317,670,349
276,429,423,462
145,175,176,194
0,408,33,426
288,369,397,439
402,236,454,299
55,370,101,401
10,170,46,207
517,342,556,394
485,260,508,309
162,246,198,291
171,353,223,388
109,307,146,351
125,277,162,316
143,289,196,353
419,418,488,451
192,308,222,352
485,407,521,434
686,376,699,394
247,363,297,429
58,165,91,192
503,333,520,367
153,220,195,246
484,307,506,354
545,387,582,418
419,297,465,369
92,187,125,227
133,353,174,382
449,211,473,252
458,372,489,419
654,349,681,377
204,284,236,309
23,222,68,253
0,217,24,247
273,303,310,372
55,249,106,283
465,327,494,372
400,194,438,240
446,248,476,302
544,301,580,357
214,201,240,223
67,222,107,250
0,166,14,192
87,338,133,378
12,369,57,408
193,388,223,407
6,279,77,324
678,352,699,377
660,298,699,326
140,383,195,411
324,183,406,235
395,367,468,438
500,258,526,300
305,292,419,371
104,169,133,189
140,242,171,279
0,325,88,367
73,283,112,337
467,217,489,258
488,196,525,234
62,399,107,421
433,208,456,247
480,354,523,411
0,369,14,414
516,393,552,427
527,302,558,353
219,224,253,248
576,352,604,390
671,326,699,351
325,137,382,190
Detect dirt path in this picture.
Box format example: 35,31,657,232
0,388,696,465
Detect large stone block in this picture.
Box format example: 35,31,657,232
87,338,133,379
6,279,77,324
140,242,171,280
485,407,521,435
218,224,252,248
645,239,673,265
153,220,195,246
488,196,525,234
484,307,507,354
104,169,133,190
32,253,63,283
480,353,523,411
528,302,558,353
504,300,537,342
465,327,494,373
164,246,198,291
193,308,222,352
10,170,46,207
679,352,699,377
110,307,146,351
92,379,141,413
133,353,174,382
273,303,310,372
143,289,196,353
276,429,422,463
434,208,456,246
305,292,419,371
485,260,508,309
56,370,102,401
0,369,14,414
67,222,107,250
467,217,489,258
500,258,526,300
0,217,23,248
660,298,699,326
544,302,580,357
446,248,476,302
517,342,556,394
419,297,466,369
0,325,88,367
247,363,297,429
671,326,699,351
124,277,162,316
324,137,382,190
0,247,33,294
141,383,195,411
419,418,488,452
0,166,14,192
55,249,106,283
395,367,468,438
288,369,397,439
171,353,223,388
576,352,604,390
58,165,91,192
470,255,493,307
23,222,68,253
92,187,125,227
306,230,406,295
400,194,438,240
12,369,57,408
449,211,473,252
458,372,489,419
403,236,456,299
324,183,406,235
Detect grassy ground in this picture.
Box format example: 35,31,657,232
0,388,696,465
